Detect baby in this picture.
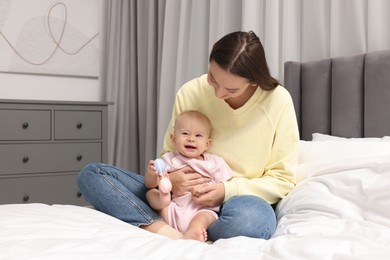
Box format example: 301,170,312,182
144,110,233,242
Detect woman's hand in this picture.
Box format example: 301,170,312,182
169,166,210,196
192,182,225,207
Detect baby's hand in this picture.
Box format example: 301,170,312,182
147,160,159,176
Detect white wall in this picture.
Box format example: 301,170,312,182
0,73,101,101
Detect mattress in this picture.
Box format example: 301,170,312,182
1,136,390,260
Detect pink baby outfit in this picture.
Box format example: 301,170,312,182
161,151,233,233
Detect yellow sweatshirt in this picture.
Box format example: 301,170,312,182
162,74,299,204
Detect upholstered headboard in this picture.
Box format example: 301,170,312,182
284,50,390,140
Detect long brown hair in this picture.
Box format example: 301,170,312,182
209,31,279,91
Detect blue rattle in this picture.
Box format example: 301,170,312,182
154,158,172,193
154,158,166,175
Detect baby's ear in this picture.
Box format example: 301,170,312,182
170,133,176,143
206,138,212,149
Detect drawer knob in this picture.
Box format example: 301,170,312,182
23,195,29,202
22,156,29,163
76,154,83,161
22,122,29,129
76,122,83,129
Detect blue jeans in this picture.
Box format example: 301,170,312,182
77,163,277,241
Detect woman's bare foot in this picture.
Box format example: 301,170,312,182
183,228,208,242
141,221,184,240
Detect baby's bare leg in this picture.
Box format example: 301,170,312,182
146,188,171,210
146,189,170,226
146,189,162,210
184,211,217,242
145,190,181,239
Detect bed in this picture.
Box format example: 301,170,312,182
1,50,390,260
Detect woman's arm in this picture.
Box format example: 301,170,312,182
169,166,211,196
144,160,209,194
224,100,299,204
192,182,225,207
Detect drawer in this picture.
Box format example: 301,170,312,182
54,111,102,140
0,143,101,175
0,173,89,206
0,109,51,141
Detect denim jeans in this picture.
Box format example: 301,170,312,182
77,163,277,241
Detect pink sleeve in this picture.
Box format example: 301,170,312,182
161,152,175,172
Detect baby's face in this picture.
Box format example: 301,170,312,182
171,116,211,159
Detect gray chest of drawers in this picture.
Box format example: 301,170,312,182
0,99,111,206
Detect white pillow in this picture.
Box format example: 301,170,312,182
311,133,390,142
299,140,390,164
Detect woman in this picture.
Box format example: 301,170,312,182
77,31,299,241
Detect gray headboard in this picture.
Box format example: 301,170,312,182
284,49,390,140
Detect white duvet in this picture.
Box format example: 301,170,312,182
1,145,390,259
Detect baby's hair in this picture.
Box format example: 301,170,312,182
174,110,212,135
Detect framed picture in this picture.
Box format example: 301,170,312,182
0,0,100,77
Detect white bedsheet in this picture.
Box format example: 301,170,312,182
1,155,390,259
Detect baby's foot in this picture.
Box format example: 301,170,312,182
184,228,208,242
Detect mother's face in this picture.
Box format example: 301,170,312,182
207,60,253,100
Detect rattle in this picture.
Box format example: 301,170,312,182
154,158,172,193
